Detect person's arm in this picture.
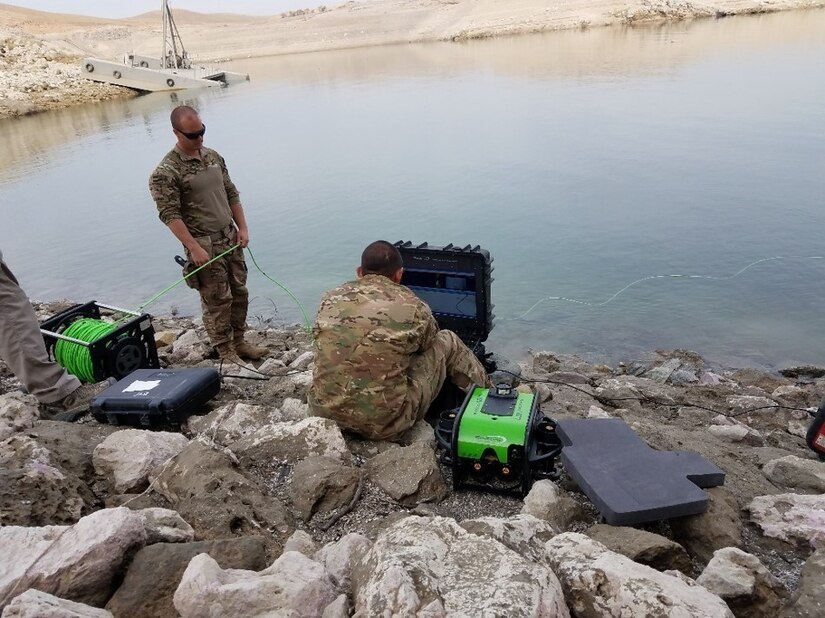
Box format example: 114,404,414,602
411,302,439,353
149,166,209,265
218,154,248,247
230,203,249,248
167,219,209,265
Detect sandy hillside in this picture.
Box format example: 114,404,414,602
4,0,825,61
1,0,823,118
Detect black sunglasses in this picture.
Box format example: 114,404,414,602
180,124,206,140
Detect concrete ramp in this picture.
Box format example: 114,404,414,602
556,418,725,526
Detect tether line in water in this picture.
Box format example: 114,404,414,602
245,246,313,334
507,255,825,321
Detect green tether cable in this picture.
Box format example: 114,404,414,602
54,318,117,383
130,243,312,333
134,243,243,313
245,246,313,334
53,244,311,381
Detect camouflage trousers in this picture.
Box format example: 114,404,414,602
186,225,248,347
379,330,491,440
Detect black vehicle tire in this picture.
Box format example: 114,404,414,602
85,63,94,72
166,78,175,87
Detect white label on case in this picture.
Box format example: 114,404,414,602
123,380,161,393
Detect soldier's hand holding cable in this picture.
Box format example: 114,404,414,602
237,226,249,248
190,245,210,266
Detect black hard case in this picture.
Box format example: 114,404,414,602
90,368,220,427
394,240,495,345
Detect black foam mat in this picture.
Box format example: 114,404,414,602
556,418,725,525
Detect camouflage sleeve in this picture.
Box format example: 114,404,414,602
218,154,240,206
411,301,439,352
148,166,182,225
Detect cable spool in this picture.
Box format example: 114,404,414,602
41,302,160,383
54,318,116,383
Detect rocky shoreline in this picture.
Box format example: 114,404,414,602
1,303,823,616
0,33,135,118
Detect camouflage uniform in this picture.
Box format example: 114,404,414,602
308,273,490,440
149,146,248,348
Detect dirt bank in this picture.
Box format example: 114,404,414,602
0,0,823,118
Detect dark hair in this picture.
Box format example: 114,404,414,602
170,105,199,131
361,240,403,278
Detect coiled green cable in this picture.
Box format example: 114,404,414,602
54,318,117,383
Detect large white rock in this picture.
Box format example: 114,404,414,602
279,398,309,422
313,533,372,591
191,399,309,440
696,547,782,618
747,493,825,550
521,479,582,531
230,417,350,465
0,508,146,609
594,379,642,403
726,395,776,416
92,429,189,493
173,551,339,618
0,393,39,441
586,405,611,419
771,385,808,404
137,508,195,544
544,532,734,617
460,514,558,564
762,456,825,493
289,350,314,370
351,516,569,618
1,589,112,617
0,434,89,525
709,424,761,444
321,594,349,618
785,548,825,616
283,530,318,556
168,329,205,363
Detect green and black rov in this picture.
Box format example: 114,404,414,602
393,241,563,496
435,383,564,496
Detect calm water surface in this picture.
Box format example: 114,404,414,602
2,11,825,369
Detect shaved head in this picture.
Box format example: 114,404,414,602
170,105,199,131
361,241,403,278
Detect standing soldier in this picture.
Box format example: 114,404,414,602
308,240,491,440
149,105,267,365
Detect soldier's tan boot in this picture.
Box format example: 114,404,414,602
234,339,268,361
42,380,112,421
216,342,246,367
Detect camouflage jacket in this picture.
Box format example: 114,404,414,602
148,145,240,237
308,273,439,432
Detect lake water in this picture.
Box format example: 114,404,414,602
2,10,825,370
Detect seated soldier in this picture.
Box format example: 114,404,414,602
308,240,491,440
